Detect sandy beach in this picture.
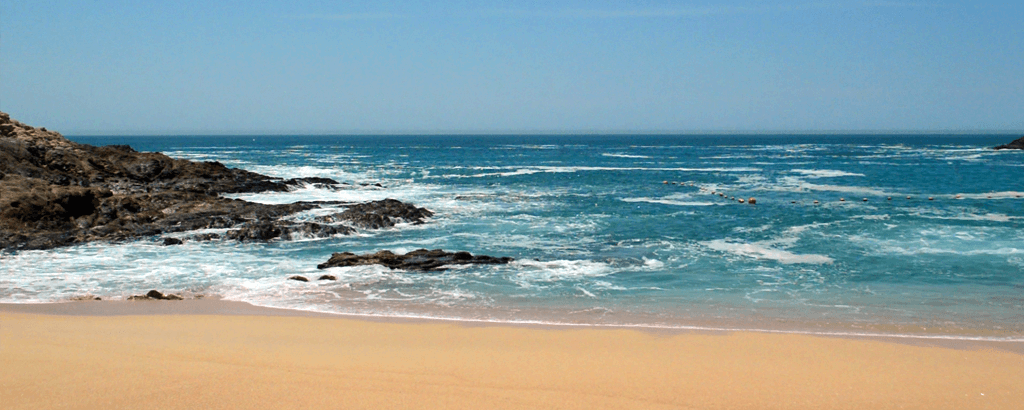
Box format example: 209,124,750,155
2,301,1022,409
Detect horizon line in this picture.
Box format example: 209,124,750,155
65,129,1024,137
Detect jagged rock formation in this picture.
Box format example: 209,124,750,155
317,249,513,272
314,199,433,228
0,112,430,251
994,136,1024,150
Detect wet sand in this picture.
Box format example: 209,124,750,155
2,300,1023,409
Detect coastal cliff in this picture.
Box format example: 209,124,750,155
0,112,429,251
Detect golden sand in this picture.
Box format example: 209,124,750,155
2,308,1022,409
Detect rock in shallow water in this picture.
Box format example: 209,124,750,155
994,136,1024,150
0,111,431,251
314,199,434,229
163,237,183,246
317,249,513,272
127,290,183,300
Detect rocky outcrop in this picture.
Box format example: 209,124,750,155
0,112,430,251
995,137,1024,150
314,199,433,229
317,249,513,272
224,221,355,242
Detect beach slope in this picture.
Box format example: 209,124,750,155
2,309,1022,409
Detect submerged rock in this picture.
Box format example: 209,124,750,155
317,249,513,272
163,237,183,246
994,136,1024,150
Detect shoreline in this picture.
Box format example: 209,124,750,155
3,301,1023,409
4,299,1023,354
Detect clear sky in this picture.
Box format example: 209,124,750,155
1,1,1021,134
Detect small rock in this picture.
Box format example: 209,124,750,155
317,275,337,281
318,249,513,271
288,275,309,282
127,290,183,300
69,295,101,301
163,237,183,246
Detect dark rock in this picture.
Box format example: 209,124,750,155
189,233,222,241
69,295,101,301
288,275,309,282
314,199,433,229
224,221,354,242
317,249,513,272
127,290,182,300
225,221,284,242
163,237,183,246
0,112,431,251
283,222,355,239
317,275,337,281
282,177,340,187
995,136,1024,150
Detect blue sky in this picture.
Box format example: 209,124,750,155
1,1,1021,134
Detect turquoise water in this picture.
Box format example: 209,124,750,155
3,135,1022,339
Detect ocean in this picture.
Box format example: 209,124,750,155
3,134,1022,341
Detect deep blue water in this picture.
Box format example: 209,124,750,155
3,134,1022,339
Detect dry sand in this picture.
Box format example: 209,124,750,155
2,301,1022,409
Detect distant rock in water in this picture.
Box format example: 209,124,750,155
994,136,1024,150
0,111,432,251
317,249,513,272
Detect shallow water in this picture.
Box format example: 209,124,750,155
3,134,1022,340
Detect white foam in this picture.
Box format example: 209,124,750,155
511,259,613,285
768,177,890,196
621,197,719,207
921,213,1017,222
602,153,652,159
702,240,834,265
642,258,665,270
428,165,761,179
789,169,866,178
